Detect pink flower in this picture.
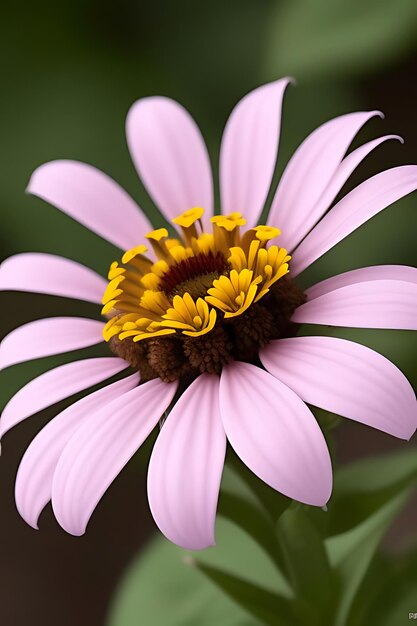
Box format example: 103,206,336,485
1,79,417,551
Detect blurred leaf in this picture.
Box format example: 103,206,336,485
277,507,335,623
225,448,291,521
265,0,417,82
328,449,417,535
351,546,417,626
218,490,286,572
190,559,296,626
326,488,411,626
107,517,292,626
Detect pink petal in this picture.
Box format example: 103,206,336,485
0,357,128,438
126,97,213,225
15,373,139,529
27,161,152,250
147,374,226,550
0,253,106,303
0,317,104,370
219,362,332,506
267,111,382,250
306,265,417,300
51,378,177,536
260,337,417,440
283,135,401,252
291,165,417,276
293,280,417,330
220,79,291,227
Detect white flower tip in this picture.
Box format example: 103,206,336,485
321,505,328,512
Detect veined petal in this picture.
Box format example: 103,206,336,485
15,373,140,529
0,317,104,370
293,279,417,330
267,111,382,250
0,357,128,438
147,374,225,550
27,160,153,250
220,79,291,227
260,337,417,440
219,362,332,506
52,378,178,536
0,253,106,303
126,97,213,225
291,165,417,276
306,265,417,300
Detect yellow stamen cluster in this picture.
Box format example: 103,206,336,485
102,208,290,344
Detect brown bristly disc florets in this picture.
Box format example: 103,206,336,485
109,275,306,383
103,209,306,383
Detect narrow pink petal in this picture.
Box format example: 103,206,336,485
0,317,104,370
0,253,106,303
220,79,291,227
147,374,226,550
306,265,417,300
27,161,152,250
293,280,417,330
267,111,382,249
0,357,128,438
15,373,139,529
282,135,401,252
52,378,177,536
219,362,332,506
260,337,417,440
291,166,417,276
126,97,213,224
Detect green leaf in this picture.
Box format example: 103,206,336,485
190,559,297,626
225,448,291,522
219,461,289,574
264,0,417,82
341,546,417,626
107,517,292,626
325,488,412,626
277,507,336,624
356,547,417,626
218,490,286,573
328,449,417,535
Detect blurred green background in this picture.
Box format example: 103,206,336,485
1,1,417,625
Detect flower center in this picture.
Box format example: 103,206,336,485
102,208,305,382
159,251,229,299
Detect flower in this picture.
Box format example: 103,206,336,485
1,78,417,551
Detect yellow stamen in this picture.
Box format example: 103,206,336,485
191,233,216,256
210,212,247,252
254,225,281,242
121,245,153,273
161,292,217,337
108,261,126,280
140,290,171,317
205,269,261,318
168,245,194,264
145,228,170,259
172,207,204,243
210,212,246,231
133,328,176,342
102,209,290,346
